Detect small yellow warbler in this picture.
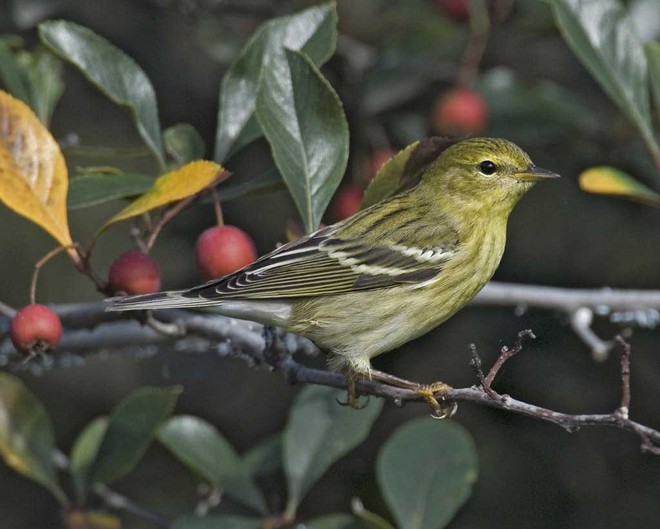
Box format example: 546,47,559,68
108,137,558,411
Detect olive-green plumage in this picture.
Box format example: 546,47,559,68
108,137,559,379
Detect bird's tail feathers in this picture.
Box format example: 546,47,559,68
106,290,216,312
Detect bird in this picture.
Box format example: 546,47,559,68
107,137,559,414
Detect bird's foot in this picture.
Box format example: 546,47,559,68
369,368,456,419
416,382,456,419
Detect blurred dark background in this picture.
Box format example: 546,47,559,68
1,0,660,527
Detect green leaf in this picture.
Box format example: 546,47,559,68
217,167,283,201
69,417,108,503
88,386,181,485
0,42,63,126
67,171,154,210
18,47,63,126
256,49,348,233
38,20,165,167
351,498,395,529
377,418,478,529
550,0,659,160
0,40,33,105
284,386,383,515
172,514,262,529
164,123,206,165
0,372,65,502
645,42,660,119
158,415,267,514
579,166,660,206
305,514,361,529
241,433,282,477
213,2,337,162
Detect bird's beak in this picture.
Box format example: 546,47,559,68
513,164,561,182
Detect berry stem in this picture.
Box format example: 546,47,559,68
213,187,225,227
144,195,197,252
30,244,81,305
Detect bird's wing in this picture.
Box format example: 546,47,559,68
183,225,458,301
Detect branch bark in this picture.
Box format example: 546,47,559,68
2,282,660,454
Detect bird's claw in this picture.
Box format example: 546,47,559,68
416,382,457,419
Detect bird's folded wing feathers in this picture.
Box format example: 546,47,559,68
184,226,457,301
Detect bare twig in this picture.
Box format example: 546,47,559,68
456,0,490,87
484,329,535,386
617,336,631,418
0,300,16,318
570,307,613,361
469,343,500,401
92,483,171,528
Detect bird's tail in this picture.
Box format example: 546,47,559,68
106,290,219,312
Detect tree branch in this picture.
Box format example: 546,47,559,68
474,282,660,312
2,282,660,454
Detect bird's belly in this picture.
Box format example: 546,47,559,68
289,234,503,369
290,277,482,360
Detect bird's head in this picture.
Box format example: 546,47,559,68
422,137,559,213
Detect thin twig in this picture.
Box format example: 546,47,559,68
469,344,500,401
145,195,198,252
92,483,172,528
30,244,82,305
145,311,186,337
617,336,631,418
570,307,613,361
485,329,535,386
0,300,16,318
456,0,490,87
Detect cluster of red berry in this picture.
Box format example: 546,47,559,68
10,225,257,356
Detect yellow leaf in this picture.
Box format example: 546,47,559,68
579,166,660,206
0,90,73,247
64,510,121,529
100,160,226,231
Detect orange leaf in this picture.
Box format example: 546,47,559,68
0,90,73,247
579,166,660,206
100,160,226,231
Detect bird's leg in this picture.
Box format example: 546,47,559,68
337,366,369,409
369,368,456,419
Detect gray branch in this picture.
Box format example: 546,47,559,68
2,282,660,454
475,282,660,312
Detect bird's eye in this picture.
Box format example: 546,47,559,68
479,160,497,175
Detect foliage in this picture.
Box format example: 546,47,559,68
0,371,478,528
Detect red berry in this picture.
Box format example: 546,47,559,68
331,185,364,222
432,88,488,136
108,251,161,295
10,304,63,354
368,149,396,178
196,225,257,280
436,0,470,21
